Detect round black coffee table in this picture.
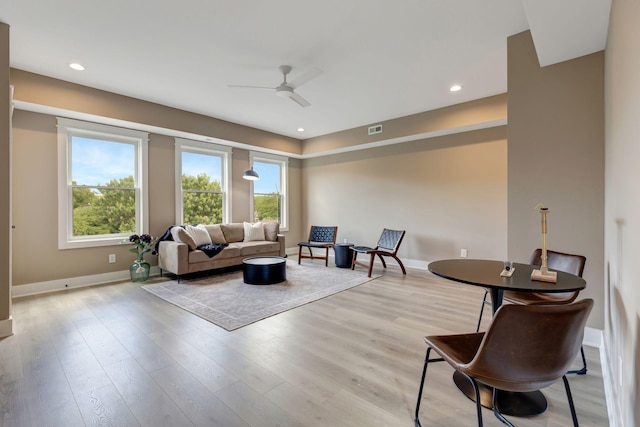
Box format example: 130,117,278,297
243,256,287,285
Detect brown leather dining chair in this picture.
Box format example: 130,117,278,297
476,248,589,375
415,299,594,427
297,226,338,267
351,228,406,277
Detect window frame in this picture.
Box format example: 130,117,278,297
57,118,149,249
174,138,232,225
249,151,288,231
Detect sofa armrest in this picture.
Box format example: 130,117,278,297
277,234,286,257
158,240,189,275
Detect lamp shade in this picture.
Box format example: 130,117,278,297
242,168,259,181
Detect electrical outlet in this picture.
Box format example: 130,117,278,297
109,254,116,263
460,248,468,258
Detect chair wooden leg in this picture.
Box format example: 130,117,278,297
298,246,303,264
324,247,329,266
367,253,375,277
377,253,388,269
392,255,407,274
351,251,358,270
562,375,580,427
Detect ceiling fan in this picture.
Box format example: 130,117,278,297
228,65,322,107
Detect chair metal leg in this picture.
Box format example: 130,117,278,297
476,290,489,332
414,348,446,427
414,347,432,427
491,389,514,427
568,346,588,375
562,375,580,426
467,376,484,427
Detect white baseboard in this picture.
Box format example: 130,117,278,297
12,266,161,298
0,316,13,338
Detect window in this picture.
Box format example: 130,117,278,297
250,152,288,230
57,118,148,249
175,139,231,224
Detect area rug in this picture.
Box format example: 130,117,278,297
141,261,379,330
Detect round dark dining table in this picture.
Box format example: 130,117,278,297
428,258,587,417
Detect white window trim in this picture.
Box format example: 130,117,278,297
174,138,232,224
57,117,149,249
249,151,289,231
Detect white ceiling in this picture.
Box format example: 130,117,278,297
1,0,610,139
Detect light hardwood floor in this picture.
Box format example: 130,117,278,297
0,266,609,426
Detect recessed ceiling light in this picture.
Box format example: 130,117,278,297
297,128,305,132
69,63,85,71
450,84,462,92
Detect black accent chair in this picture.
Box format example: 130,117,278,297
415,299,593,427
351,228,406,277
475,248,588,375
297,226,338,267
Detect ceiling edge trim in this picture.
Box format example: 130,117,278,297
13,100,507,160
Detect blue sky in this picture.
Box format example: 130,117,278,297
72,137,280,192
71,137,134,185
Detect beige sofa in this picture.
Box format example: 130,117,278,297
158,222,285,278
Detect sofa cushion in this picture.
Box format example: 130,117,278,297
263,221,279,242
185,224,212,246
220,223,244,243
188,245,241,263
171,226,196,250
239,241,280,256
203,224,227,244
243,222,265,242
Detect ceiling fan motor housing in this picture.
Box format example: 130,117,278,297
276,84,294,98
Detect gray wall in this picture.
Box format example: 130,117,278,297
507,31,605,330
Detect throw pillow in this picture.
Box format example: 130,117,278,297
185,224,212,247
171,226,197,250
262,221,280,242
243,221,265,242
203,224,227,244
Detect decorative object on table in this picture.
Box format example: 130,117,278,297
142,260,379,330
500,260,515,277
531,204,557,283
127,233,158,282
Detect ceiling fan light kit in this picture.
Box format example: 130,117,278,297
229,65,321,108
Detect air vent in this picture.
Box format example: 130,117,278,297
368,124,383,135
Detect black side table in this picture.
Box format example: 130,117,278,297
334,243,354,268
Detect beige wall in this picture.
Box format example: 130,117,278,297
303,126,508,263
604,0,640,424
0,22,11,336
9,76,305,287
507,31,605,330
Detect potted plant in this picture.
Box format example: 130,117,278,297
127,233,158,282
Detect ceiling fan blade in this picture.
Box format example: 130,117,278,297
227,84,274,90
289,67,323,88
290,92,311,107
